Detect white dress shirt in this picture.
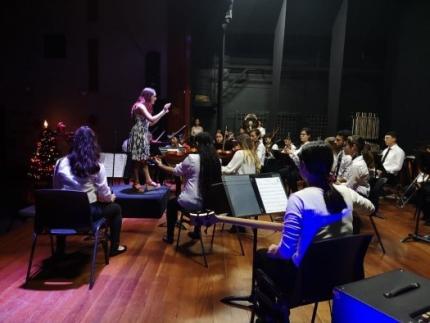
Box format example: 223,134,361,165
277,184,374,266
173,154,203,211
333,150,352,179
256,141,266,166
289,141,311,167
344,155,370,197
381,144,405,175
53,157,112,204
222,150,257,175
272,143,297,151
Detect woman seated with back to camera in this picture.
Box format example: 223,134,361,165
154,132,222,243
222,133,261,175
53,126,127,257
255,141,374,322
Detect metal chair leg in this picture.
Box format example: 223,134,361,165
369,214,386,254
250,308,255,323
176,213,184,251
236,231,245,256
102,228,109,265
89,230,100,290
210,223,216,252
199,235,208,268
26,233,38,283
311,302,318,323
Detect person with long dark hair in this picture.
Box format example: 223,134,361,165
254,142,374,322
154,132,222,243
128,87,171,191
53,126,127,256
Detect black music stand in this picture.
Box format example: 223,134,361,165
217,173,288,309
401,185,430,245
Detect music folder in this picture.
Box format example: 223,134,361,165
218,173,288,218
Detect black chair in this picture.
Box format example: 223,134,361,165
26,189,109,289
252,234,372,323
175,210,216,268
368,177,388,253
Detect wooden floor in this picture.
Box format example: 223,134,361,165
1,199,430,323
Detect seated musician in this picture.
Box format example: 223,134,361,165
340,136,373,197
222,134,261,175
285,128,312,167
214,131,233,151
53,126,127,257
263,135,275,159
272,135,297,153
154,132,222,243
250,128,266,167
166,136,182,149
379,131,405,186
255,142,374,322
332,130,352,180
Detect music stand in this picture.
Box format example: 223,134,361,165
218,173,288,309
401,184,430,245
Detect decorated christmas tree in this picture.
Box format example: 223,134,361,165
28,121,60,185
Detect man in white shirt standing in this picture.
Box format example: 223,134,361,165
380,131,405,186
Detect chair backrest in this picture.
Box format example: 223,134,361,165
288,234,372,308
34,189,92,233
369,177,388,212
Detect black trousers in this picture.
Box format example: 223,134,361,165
56,202,123,253
166,197,200,240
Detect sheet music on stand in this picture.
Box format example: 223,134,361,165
221,173,288,217
100,153,127,178
254,176,288,214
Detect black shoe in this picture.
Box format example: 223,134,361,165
110,245,127,257
188,231,201,240
163,236,174,244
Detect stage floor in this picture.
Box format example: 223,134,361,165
1,200,430,323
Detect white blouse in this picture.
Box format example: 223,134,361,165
344,155,370,197
222,150,257,175
53,157,113,204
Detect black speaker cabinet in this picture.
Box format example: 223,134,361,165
333,269,430,323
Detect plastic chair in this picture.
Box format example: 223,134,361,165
26,189,109,289
252,234,372,323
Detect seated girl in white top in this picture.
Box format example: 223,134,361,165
222,134,261,175
53,126,127,256
255,141,374,321
154,132,222,243
341,136,373,197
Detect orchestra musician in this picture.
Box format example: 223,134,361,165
222,134,260,175
341,136,373,197
332,130,353,181
254,141,374,322
250,128,266,167
285,128,312,167
379,131,406,186
154,132,222,244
